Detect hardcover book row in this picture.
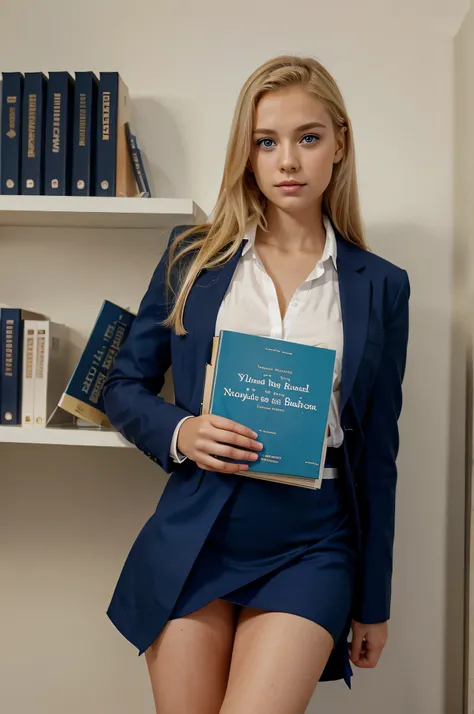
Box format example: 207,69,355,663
0,300,135,430
0,71,151,198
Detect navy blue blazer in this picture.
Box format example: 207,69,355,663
103,223,410,644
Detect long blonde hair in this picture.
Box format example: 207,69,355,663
163,54,367,335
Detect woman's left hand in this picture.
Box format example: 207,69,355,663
349,620,388,668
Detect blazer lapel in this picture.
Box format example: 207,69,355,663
336,235,371,416
185,242,245,362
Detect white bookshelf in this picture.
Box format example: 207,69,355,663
0,425,132,448
0,195,204,449
0,195,204,229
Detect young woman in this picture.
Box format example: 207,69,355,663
103,55,410,714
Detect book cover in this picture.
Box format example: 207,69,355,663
205,330,336,489
44,71,75,195
52,300,135,426
71,71,98,196
0,308,46,425
1,72,24,194
21,320,38,426
34,321,69,427
125,122,151,197
95,73,136,197
21,72,48,195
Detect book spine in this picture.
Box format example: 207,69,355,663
95,72,119,196
21,320,37,426
33,321,48,426
125,123,151,197
44,72,75,195
1,72,24,194
71,71,98,196
1,308,22,424
21,72,48,195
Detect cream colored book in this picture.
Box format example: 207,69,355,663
21,320,38,427
33,321,70,427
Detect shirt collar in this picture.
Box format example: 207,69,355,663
241,215,338,272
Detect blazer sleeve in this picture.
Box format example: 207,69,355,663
352,269,410,624
102,227,195,474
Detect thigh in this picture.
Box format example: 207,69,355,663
144,599,237,714
220,607,334,714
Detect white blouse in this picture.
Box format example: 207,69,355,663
170,215,344,465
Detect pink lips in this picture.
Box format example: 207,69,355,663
277,183,305,194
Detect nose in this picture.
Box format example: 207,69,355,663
279,142,300,173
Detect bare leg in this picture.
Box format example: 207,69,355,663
145,599,237,714
219,607,334,714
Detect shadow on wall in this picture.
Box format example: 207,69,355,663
368,221,464,714
131,97,192,200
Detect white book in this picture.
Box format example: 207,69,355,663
21,320,38,427
33,321,69,428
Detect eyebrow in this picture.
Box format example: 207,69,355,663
253,121,327,135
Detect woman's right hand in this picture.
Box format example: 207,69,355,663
177,414,263,473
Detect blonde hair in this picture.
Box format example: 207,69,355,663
163,54,367,335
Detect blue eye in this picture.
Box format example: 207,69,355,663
301,134,319,144
256,138,275,149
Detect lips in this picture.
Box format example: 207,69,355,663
277,182,305,194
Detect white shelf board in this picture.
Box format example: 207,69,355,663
0,425,132,448
0,196,204,229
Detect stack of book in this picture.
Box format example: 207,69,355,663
0,71,151,198
0,300,135,429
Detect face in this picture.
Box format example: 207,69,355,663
248,86,345,215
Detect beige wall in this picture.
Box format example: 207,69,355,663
455,4,474,713
0,1,469,712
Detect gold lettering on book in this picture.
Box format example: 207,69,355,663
102,91,110,140
90,372,107,404
52,92,61,153
36,331,45,379
4,320,14,376
25,330,34,378
27,94,37,158
79,93,87,147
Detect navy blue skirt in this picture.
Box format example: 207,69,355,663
169,459,359,686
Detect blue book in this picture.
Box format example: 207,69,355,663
21,72,48,195
125,122,151,197
1,308,45,425
203,330,336,489
95,72,135,197
44,71,75,195
71,71,98,196
1,72,24,194
54,300,135,427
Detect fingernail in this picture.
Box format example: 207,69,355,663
252,431,258,438
251,453,258,460
256,442,263,450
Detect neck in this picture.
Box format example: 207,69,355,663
258,201,326,253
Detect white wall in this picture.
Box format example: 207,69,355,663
0,1,468,712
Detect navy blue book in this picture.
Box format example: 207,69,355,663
203,330,336,489
71,71,98,196
1,307,45,425
125,122,151,197
44,71,75,195
1,72,24,194
95,72,135,198
21,72,48,195
54,300,135,427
